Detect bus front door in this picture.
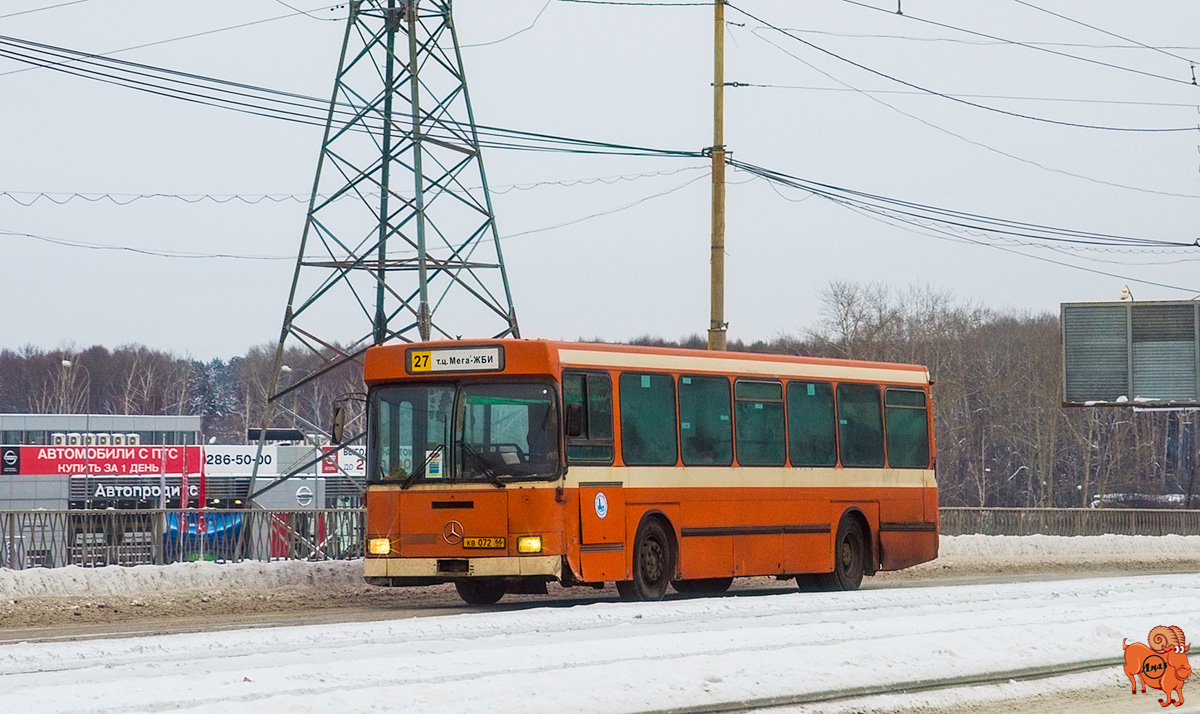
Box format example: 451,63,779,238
578,485,625,582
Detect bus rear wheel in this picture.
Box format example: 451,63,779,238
455,578,506,605
672,577,733,595
618,518,674,601
803,517,866,592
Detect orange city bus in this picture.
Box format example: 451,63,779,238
362,339,938,604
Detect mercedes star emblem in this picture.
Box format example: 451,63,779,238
442,520,464,545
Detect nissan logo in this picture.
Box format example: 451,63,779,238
295,485,314,508
442,520,464,545
2,450,15,467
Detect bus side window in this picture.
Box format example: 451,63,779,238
885,388,930,468
787,381,837,467
619,373,678,466
734,380,786,466
837,383,884,468
563,372,614,463
678,375,732,466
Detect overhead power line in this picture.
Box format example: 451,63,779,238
0,167,711,206
501,171,709,239
1008,0,1198,67
836,0,1200,88
738,26,1200,53
730,158,1200,251
462,0,552,48
0,1,92,21
0,4,347,80
837,200,1200,293
727,3,1199,133
0,33,705,159
0,228,292,261
3,170,710,260
0,192,310,207
269,0,344,21
732,161,1200,293
735,83,1200,110
743,30,1200,200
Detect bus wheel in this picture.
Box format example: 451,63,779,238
820,517,866,591
615,580,638,600
455,578,506,605
626,518,674,601
672,578,733,595
794,574,825,592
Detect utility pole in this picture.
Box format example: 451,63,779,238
707,0,727,351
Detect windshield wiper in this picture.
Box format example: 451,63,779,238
400,445,444,490
459,440,506,489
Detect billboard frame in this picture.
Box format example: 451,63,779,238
1061,300,1200,408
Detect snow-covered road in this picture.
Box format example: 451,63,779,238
3,573,1197,714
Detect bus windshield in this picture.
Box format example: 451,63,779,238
368,382,559,484
457,383,559,481
369,384,455,484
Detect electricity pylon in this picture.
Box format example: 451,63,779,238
251,0,519,500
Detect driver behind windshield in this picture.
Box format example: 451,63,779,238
525,401,558,466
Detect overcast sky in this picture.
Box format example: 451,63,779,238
2,0,1199,360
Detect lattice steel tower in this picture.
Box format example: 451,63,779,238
263,0,519,431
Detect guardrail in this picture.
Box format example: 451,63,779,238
0,509,365,570
940,507,1200,537
6,507,1195,570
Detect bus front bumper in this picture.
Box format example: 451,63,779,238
364,554,562,581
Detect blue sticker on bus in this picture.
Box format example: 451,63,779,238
595,492,608,520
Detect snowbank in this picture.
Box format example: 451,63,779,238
910,533,1200,573
0,559,364,600
2,534,1199,600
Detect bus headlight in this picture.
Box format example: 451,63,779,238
368,538,391,555
517,536,542,554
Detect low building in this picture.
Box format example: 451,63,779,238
0,413,203,447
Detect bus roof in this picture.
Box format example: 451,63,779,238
364,339,930,386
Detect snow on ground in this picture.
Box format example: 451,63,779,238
0,558,363,600
0,573,1197,714
925,534,1200,567
3,534,1200,600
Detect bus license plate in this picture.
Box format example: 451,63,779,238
463,537,506,549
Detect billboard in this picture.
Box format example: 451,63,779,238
1062,301,1199,406
4,445,304,477
12,445,204,475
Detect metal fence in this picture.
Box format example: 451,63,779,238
8,506,1195,570
0,509,365,570
940,507,1200,537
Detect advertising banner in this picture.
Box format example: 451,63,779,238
321,446,366,477
17,446,204,476
202,445,279,476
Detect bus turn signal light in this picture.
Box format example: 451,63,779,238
517,536,542,554
368,538,391,555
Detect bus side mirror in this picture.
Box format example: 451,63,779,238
331,406,347,444
566,403,584,438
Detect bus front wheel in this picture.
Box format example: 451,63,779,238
455,578,506,605
618,518,675,601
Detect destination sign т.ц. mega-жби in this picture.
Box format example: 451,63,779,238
408,346,504,374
